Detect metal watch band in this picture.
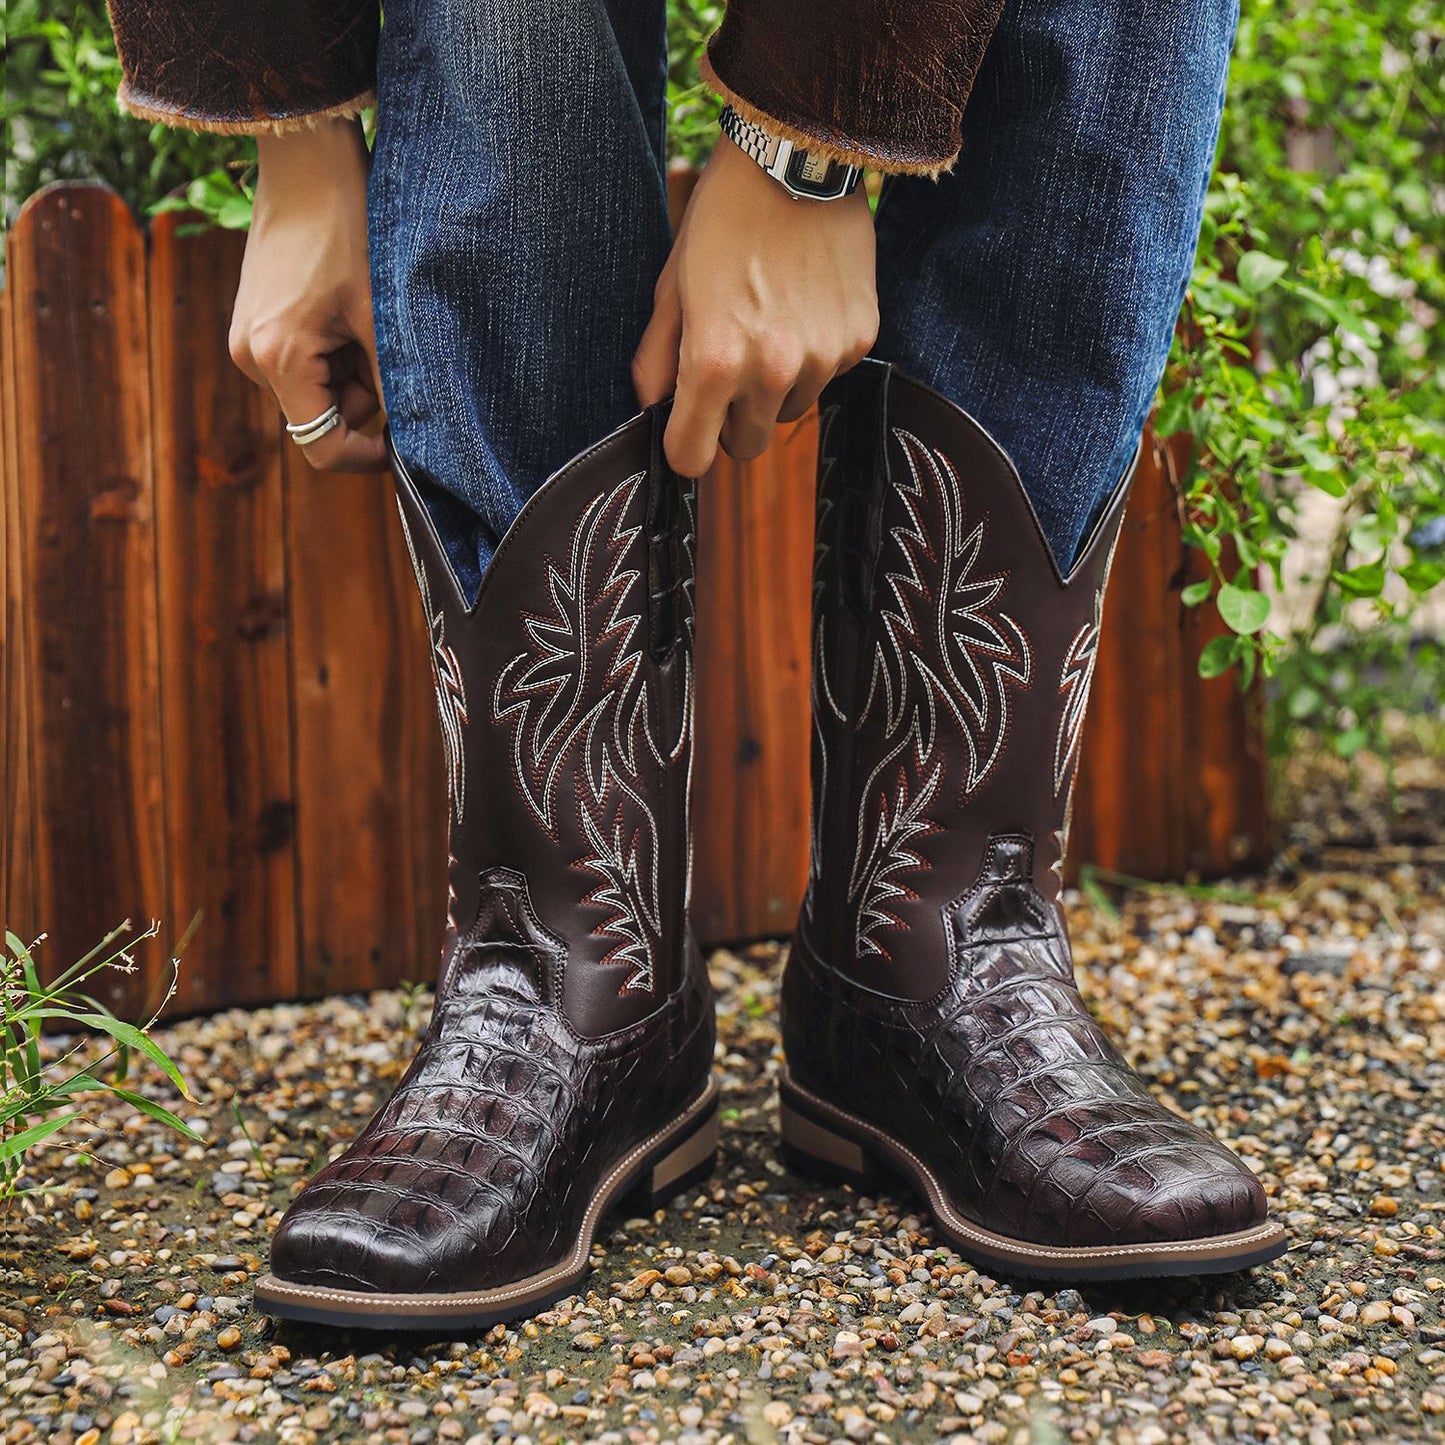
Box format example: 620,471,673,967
718,104,862,202
720,106,782,170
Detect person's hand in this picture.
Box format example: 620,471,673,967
632,134,878,478
229,117,387,472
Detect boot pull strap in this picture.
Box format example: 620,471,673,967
645,403,690,662
837,360,891,615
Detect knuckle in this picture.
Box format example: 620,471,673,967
855,306,881,352
757,349,801,395
684,338,743,388
226,325,249,370
247,321,290,373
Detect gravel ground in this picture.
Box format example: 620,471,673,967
3,745,1443,1444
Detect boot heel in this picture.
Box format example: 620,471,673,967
780,1098,879,1189
626,1103,719,1211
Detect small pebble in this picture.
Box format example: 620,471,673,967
7,772,1439,1445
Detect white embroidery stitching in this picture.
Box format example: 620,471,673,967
492,471,680,994
396,498,469,825
1054,606,1101,798
677,481,698,919
1050,528,1122,885
846,429,1033,956
860,430,1032,787
852,742,943,960
806,405,847,917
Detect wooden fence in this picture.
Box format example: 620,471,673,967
1,182,1268,1019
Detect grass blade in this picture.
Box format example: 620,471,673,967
0,1112,76,1166
108,1087,205,1144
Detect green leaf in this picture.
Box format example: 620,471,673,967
21,1011,192,1100
0,1113,76,1166
71,1016,192,1099
1331,561,1386,598
1287,685,1322,721
1305,468,1349,498
216,195,253,230
107,1088,206,1144
8,936,43,1093
1237,250,1289,294
1349,513,1395,557
1217,583,1272,635
1154,388,1193,437
1077,868,1120,922
1333,726,1369,758
38,1072,108,1102
1284,281,1381,347
1399,560,1445,593
1198,634,1242,679
1238,643,1259,691
1181,579,1213,608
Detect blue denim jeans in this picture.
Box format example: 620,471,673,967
368,0,1238,588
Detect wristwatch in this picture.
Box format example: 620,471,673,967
719,105,863,202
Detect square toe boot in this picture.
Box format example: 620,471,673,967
779,359,1286,1281
255,405,717,1329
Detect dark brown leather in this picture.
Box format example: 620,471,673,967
108,0,378,131
784,360,1269,1248
702,0,1007,175
269,407,715,1295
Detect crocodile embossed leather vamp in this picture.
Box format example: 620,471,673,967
254,406,717,1329
779,360,1287,1280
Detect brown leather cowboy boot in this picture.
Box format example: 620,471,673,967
780,359,1285,1281
256,406,717,1329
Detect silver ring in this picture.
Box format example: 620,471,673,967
286,404,340,444
290,412,341,446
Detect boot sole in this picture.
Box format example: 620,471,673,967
778,1069,1288,1282
253,1077,720,1331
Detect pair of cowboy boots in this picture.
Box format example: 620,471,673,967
255,360,1283,1329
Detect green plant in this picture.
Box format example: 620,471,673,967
231,1097,275,1182
1161,0,1443,758
667,1,725,167
1,0,250,227
6,0,1439,763
2,922,203,1201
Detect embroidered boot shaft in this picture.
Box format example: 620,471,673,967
256,406,717,1329
780,359,1286,1280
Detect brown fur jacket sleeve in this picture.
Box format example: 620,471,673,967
702,0,1007,177
106,0,379,134
105,1,1002,174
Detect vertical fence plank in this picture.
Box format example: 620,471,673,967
692,418,815,943
2,272,42,946
7,184,166,1011
1070,432,1189,878
1070,428,1270,879
1168,434,1272,874
284,453,445,997
149,212,300,1011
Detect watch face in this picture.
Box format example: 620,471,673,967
783,150,851,200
